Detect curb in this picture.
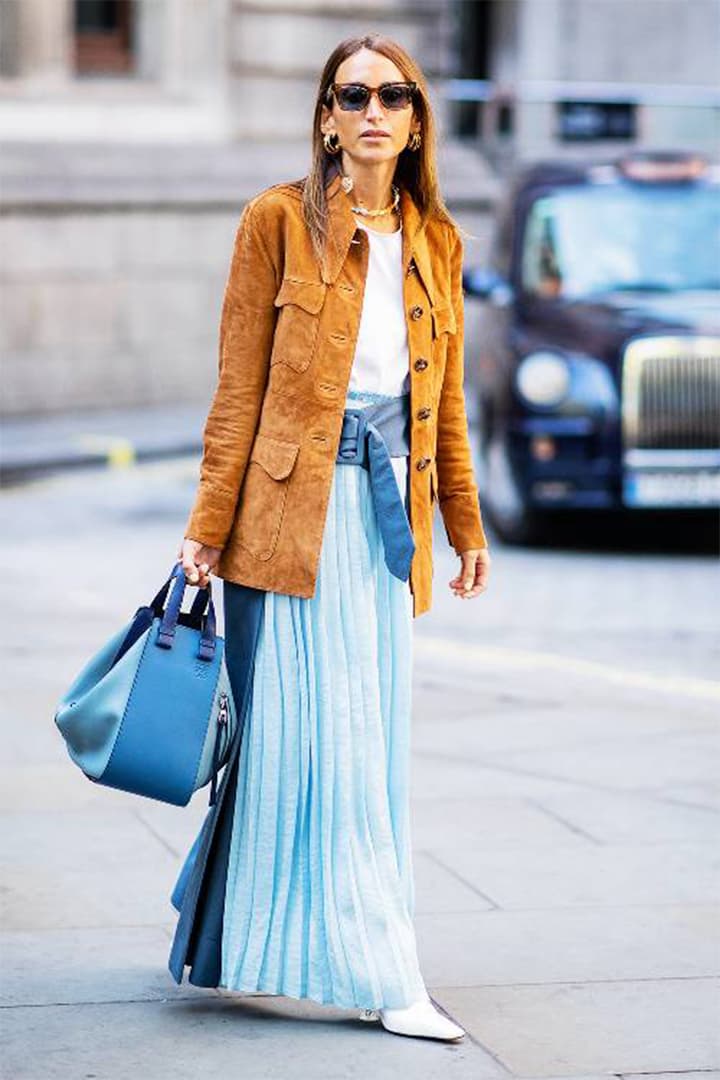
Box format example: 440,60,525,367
1,439,202,487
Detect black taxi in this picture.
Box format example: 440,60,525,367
463,150,720,542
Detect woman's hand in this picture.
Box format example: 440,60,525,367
177,537,223,589
449,548,491,600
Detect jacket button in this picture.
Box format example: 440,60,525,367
414,357,428,371
410,304,423,320
415,456,431,471
406,259,417,276
417,406,432,420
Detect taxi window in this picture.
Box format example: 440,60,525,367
521,184,720,299
522,198,563,298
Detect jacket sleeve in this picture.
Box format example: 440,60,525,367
183,198,280,548
435,225,489,553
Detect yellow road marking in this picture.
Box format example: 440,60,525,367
75,435,136,468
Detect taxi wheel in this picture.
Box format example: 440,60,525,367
480,434,554,545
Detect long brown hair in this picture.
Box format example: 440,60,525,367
300,34,461,275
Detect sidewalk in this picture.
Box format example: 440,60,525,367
1,421,718,1079
1,402,207,484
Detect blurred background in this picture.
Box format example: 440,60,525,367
1,0,718,420
1,4,719,1077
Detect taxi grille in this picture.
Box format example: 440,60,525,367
621,336,720,451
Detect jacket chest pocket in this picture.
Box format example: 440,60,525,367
236,432,300,560
270,277,327,373
430,302,456,389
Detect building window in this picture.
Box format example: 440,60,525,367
455,0,494,138
74,0,135,75
557,101,637,142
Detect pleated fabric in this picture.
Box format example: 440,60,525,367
219,389,428,1010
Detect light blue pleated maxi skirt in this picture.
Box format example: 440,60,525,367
219,390,428,1010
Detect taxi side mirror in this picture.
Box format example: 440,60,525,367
462,267,514,307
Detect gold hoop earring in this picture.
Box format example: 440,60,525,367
406,131,422,152
323,131,341,155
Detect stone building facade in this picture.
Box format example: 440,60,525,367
0,1,717,415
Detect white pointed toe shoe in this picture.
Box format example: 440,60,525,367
377,994,466,1042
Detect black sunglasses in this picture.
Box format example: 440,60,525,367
330,81,417,112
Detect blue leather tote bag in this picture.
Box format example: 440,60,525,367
54,562,237,807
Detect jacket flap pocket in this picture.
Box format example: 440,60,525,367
249,433,300,480
273,278,326,314
431,303,456,336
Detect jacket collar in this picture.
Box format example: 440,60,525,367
321,163,436,305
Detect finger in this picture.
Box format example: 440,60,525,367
461,562,476,592
451,575,485,597
476,563,490,588
181,557,199,584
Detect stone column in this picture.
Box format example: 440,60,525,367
1,0,74,85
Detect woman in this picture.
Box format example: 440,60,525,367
170,34,491,1042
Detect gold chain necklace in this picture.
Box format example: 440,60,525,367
347,183,400,218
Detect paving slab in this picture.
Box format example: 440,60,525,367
0,995,507,1080
414,906,720,986
409,755,601,802
0,764,111,812
439,978,720,1075
410,851,496,915
0,926,187,1007
412,684,720,749
662,783,720,813
0,808,180,930
409,797,591,851
0,763,211,828
623,1074,720,1080
482,732,720,794
529,789,720,846
437,842,720,909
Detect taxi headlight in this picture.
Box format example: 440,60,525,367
516,351,571,406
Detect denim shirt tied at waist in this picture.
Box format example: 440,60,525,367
335,392,415,582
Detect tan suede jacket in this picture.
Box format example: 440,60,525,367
184,167,488,617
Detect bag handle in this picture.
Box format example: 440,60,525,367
155,563,217,661
149,563,183,616
150,565,211,623
189,588,211,622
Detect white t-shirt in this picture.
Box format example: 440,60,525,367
348,220,410,398
346,220,410,502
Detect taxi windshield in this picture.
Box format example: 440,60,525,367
521,183,720,300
